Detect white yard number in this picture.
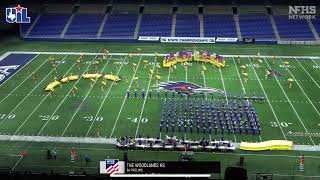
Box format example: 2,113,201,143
279,65,292,68
313,65,319,69
128,117,148,124
40,115,59,121
0,113,15,120
270,121,291,128
55,60,65,64
84,116,103,122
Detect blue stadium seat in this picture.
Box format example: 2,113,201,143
20,13,38,35
65,13,104,36
311,17,320,37
274,15,314,40
175,14,199,37
204,15,237,37
139,14,172,36
101,14,138,37
29,13,70,36
239,15,275,39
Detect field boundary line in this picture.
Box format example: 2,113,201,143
6,51,320,59
219,68,237,143
0,55,69,126
134,57,157,138
232,57,263,142
85,56,127,137
109,55,143,138
263,58,315,145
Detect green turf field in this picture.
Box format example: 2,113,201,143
0,41,319,179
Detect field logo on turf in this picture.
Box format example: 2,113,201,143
158,81,224,94
0,65,20,83
6,4,31,23
100,159,124,175
288,6,316,20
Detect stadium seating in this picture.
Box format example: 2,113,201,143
65,14,104,37
274,15,315,40
139,14,172,36
20,13,38,35
311,18,320,36
239,14,275,39
175,14,200,37
204,15,237,37
101,14,138,37
29,13,70,36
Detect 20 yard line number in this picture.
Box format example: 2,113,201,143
128,117,148,124
39,115,59,121
270,121,292,128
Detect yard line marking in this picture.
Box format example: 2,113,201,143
59,56,112,136
247,57,287,140
218,68,237,143
0,54,46,104
109,56,143,138
0,55,68,126
85,56,127,137
310,58,320,66
10,155,23,172
263,58,315,145
232,57,263,142
12,56,80,135
134,57,157,138
294,58,320,89
0,54,40,89
281,58,320,119
36,55,101,136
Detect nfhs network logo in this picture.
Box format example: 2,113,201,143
6,4,31,23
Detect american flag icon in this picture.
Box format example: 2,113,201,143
106,159,120,175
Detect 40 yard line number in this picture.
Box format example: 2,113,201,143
128,117,148,124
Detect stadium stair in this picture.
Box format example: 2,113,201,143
171,14,177,37
269,15,280,41
97,13,109,38
199,14,204,37
134,14,143,39
25,14,42,37
233,14,242,39
60,13,75,38
307,19,320,41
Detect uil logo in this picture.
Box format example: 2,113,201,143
6,4,31,23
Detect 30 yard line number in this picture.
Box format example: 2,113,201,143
270,121,292,128
84,116,103,122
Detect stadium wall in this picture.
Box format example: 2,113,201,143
21,36,279,44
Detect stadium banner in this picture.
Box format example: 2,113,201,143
160,37,215,43
242,38,255,43
0,53,37,86
215,37,238,42
138,36,160,42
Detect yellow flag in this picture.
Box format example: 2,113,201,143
173,65,176,69
240,65,246,69
284,61,289,65
155,75,161,80
137,48,142,51
133,76,139,80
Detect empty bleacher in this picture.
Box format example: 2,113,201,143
274,15,315,40
65,13,104,37
204,15,237,37
139,14,172,36
101,13,138,38
175,14,200,37
29,13,71,36
311,17,320,36
239,14,275,39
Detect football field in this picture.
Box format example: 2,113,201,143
0,46,319,178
